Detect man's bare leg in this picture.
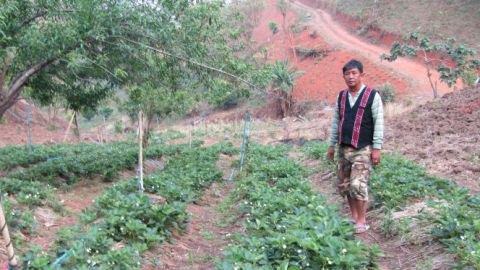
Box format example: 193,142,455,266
354,199,368,227
347,195,358,222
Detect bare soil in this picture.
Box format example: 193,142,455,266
142,155,241,270
386,86,480,194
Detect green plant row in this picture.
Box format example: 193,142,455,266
22,142,237,269
219,144,380,269
301,141,480,269
0,143,99,171
4,141,202,186
0,140,202,251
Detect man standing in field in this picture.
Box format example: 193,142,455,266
327,59,384,234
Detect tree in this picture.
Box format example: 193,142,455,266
0,0,193,119
98,107,113,123
381,33,480,98
271,59,304,117
118,1,269,145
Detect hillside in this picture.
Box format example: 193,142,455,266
316,0,480,52
387,86,480,194
251,0,457,106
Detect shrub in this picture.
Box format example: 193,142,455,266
268,21,278,35
377,82,396,104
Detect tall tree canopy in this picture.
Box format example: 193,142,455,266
0,0,268,119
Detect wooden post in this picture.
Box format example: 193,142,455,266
73,111,80,141
137,111,144,192
26,104,33,153
0,202,18,268
63,111,76,142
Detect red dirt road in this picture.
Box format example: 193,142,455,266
294,0,455,97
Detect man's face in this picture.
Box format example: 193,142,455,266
343,67,363,89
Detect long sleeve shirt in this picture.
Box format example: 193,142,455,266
329,85,384,149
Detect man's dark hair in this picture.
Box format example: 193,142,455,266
342,59,363,74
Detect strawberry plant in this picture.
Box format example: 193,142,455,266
3,141,201,186
302,141,480,268
219,144,380,269
21,142,237,269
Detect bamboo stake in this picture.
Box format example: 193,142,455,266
0,202,18,268
137,111,144,192
26,104,33,153
63,111,76,142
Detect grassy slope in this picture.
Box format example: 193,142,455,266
332,0,480,51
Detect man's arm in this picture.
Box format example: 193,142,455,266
371,92,384,149
371,92,384,164
328,98,340,161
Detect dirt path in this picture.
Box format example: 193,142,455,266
293,0,454,98
295,147,452,270
142,155,241,270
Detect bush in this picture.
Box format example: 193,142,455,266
377,82,396,104
114,120,123,134
268,21,278,35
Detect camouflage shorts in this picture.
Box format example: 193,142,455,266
337,145,372,201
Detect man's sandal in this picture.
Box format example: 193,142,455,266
354,225,370,234
349,219,356,225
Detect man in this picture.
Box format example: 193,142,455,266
327,59,383,234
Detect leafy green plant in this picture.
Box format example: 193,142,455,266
377,82,396,104
381,33,480,97
22,142,237,269
302,141,480,268
269,21,279,35
219,144,381,269
271,60,304,117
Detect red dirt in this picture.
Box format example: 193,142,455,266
143,183,239,270
253,0,409,104
295,0,458,96
0,101,71,147
252,0,454,105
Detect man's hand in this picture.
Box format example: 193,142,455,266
371,149,381,165
328,146,335,162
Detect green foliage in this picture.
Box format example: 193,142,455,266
269,21,279,35
381,33,480,89
271,60,304,96
1,0,166,115
206,78,250,109
24,142,237,269
0,178,56,209
114,120,123,134
161,129,187,141
1,197,37,234
377,82,396,104
219,144,380,269
301,141,336,171
98,107,114,121
1,141,197,186
302,141,480,268
81,108,97,121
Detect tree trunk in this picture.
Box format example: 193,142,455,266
143,112,154,148
0,94,19,120
73,112,81,140
0,58,54,119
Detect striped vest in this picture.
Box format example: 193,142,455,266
337,87,377,149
